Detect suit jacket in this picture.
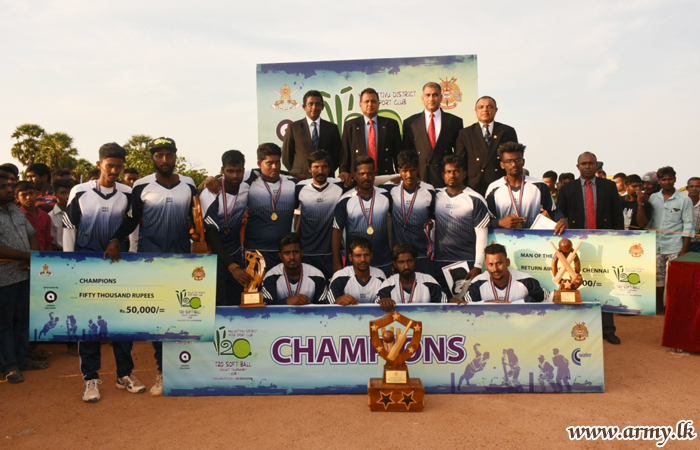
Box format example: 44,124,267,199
402,110,463,188
282,118,342,179
556,177,624,230
340,115,402,175
455,121,518,196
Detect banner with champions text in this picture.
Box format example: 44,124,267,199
30,252,217,342
488,229,656,315
163,304,603,396
256,55,478,145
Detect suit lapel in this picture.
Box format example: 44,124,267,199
482,122,501,167
300,119,314,149
355,117,367,154
377,116,387,155
412,114,434,161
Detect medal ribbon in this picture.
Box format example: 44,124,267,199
283,265,303,298
505,176,525,217
221,178,240,228
490,272,512,302
356,187,375,230
399,277,417,304
424,223,434,260
401,182,419,229
262,177,282,216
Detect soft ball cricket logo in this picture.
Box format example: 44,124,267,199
176,289,202,309
213,326,252,359
613,266,641,285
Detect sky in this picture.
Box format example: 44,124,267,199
1,0,699,186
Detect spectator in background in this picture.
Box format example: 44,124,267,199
54,168,74,180
647,166,693,314
26,163,55,212
542,170,558,203
642,171,659,201
612,172,627,196
620,175,651,230
49,178,76,250
86,168,100,182
596,168,607,178
687,177,700,253
14,181,53,251
121,167,139,187
0,163,19,183
558,172,575,189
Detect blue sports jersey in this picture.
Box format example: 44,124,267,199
244,171,298,252
327,266,386,304
484,176,562,228
295,178,346,256
63,181,132,253
383,181,435,257
376,273,447,304
333,187,393,268
200,176,250,257
128,173,197,253
433,187,491,262
261,263,327,305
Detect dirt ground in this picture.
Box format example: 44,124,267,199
1,314,698,449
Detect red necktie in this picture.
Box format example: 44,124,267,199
368,119,377,170
428,113,436,149
585,180,596,229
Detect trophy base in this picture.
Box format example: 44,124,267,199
239,292,266,308
368,378,424,412
553,290,582,304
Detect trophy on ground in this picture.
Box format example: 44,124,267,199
239,250,266,308
367,311,424,412
550,238,582,303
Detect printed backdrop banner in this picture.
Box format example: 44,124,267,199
164,304,603,396
256,55,477,145
30,252,217,342
489,229,655,315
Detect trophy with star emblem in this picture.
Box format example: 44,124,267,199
367,311,424,412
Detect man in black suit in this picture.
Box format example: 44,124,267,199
282,90,342,180
557,151,624,344
402,82,463,188
339,88,402,184
455,96,518,196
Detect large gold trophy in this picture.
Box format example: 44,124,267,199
550,239,582,303
367,311,424,412
190,195,211,254
239,250,266,308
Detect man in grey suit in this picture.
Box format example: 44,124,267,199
282,90,342,180
339,88,402,184
402,82,463,188
455,96,518,196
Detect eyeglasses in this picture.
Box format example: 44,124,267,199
502,158,524,165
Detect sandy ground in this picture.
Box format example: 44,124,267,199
1,314,698,449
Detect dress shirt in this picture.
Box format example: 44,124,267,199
424,108,442,139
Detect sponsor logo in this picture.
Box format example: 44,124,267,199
571,322,589,341
38,264,53,277
192,266,206,281
176,290,202,309
179,351,191,364
270,84,301,111
629,243,644,257
571,348,593,366
613,266,641,285
44,291,57,303
213,327,252,358
439,77,463,110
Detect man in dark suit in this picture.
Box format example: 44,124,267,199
455,96,518,196
339,88,402,184
557,151,624,344
282,90,342,180
402,82,463,188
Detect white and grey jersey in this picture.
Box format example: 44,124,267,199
262,263,327,305
376,273,447,304
465,269,551,303
327,266,386,304
295,178,346,256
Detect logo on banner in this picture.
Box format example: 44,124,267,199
271,84,301,110
571,322,589,341
176,290,202,309
629,244,644,258
38,264,53,277
571,348,592,366
192,267,206,281
213,326,252,359
613,266,641,285
439,77,463,110
44,291,57,304
179,351,191,364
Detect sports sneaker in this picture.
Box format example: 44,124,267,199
82,379,102,403
116,374,146,394
150,373,163,396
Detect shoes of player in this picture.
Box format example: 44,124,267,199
82,379,102,403
20,359,49,371
150,373,163,397
116,374,146,394
5,368,25,383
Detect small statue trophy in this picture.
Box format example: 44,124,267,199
367,311,424,412
190,195,211,254
550,239,582,303
239,250,266,308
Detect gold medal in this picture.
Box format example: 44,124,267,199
271,212,278,221
367,226,374,235
516,223,523,229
